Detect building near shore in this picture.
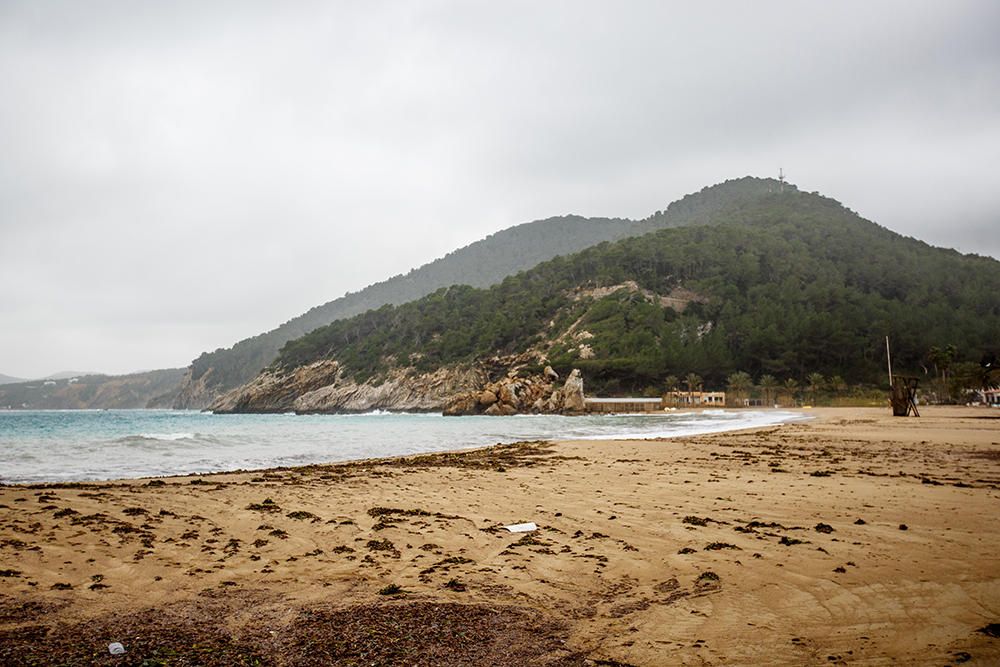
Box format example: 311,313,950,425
974,388,1000,406
662,390,726,407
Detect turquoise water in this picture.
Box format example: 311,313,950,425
0,409,806,484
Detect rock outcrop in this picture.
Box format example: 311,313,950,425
559,369,586,412
208,349,585,417
442,366,586,416
208,360,486,414
172,368,220,409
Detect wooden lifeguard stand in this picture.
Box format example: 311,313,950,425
890,376,920,417
886,336,919,417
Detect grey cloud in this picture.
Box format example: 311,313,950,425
1,1,998,377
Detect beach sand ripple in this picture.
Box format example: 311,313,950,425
0,407,998,665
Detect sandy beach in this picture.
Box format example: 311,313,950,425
1,406,998,665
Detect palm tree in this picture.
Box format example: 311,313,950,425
726,371,753,407
829,375,847,396
806,372,825,404
759,374,779,407
663,375,679,393
928,345,958,385
927,345,942,380
942,344,958,385
782,378,799,406
684,372,703,405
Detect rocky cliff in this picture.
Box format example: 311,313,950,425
178,214,644,409
209,360,488,414
172,367,218,410
209,352,587,416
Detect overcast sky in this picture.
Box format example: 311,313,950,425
1,1,998,378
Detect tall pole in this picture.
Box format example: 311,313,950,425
885,335,893,387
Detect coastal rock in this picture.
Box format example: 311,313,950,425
497,383,517,405
214,348,573,417
561,369,586,412
442,394,478,417
484,402,518,416
544,365,559,381
440,365,581,416
209,360,343,413
211,361,486,414
173,368,223,410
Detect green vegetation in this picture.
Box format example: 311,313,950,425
184,215,642,399
758,374,779,405
272,182,1000,396
726,371,753,404
181,177,786,403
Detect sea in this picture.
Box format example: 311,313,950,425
0,409,807,484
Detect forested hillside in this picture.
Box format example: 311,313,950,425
178,177,787,406
178,216,637,405
273,186,1000,396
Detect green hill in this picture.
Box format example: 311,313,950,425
178,177,786,406
177,216,635,406
0,369,186,410
272,182,1000,396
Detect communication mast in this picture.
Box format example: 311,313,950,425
778,168,785,193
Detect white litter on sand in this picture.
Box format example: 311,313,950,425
504,522,537,533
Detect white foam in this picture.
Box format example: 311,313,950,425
571,411,808,440
335,409,441,417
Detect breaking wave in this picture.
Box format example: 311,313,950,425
137,432,196,441
1,409,808,484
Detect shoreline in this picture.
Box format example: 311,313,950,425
1,408,809,486
1,405,998,665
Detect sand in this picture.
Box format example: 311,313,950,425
1,406,998,665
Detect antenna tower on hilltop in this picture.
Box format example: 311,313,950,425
778,168,785,193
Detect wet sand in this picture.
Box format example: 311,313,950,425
1,406,998,665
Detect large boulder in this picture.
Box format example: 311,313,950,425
440,363,584,416
442,393,478,416
561,369,585,412
497,381,521,406
484,402,518,416
546,389,563,412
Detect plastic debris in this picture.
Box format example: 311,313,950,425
108,642,125,656
504,522,537,533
